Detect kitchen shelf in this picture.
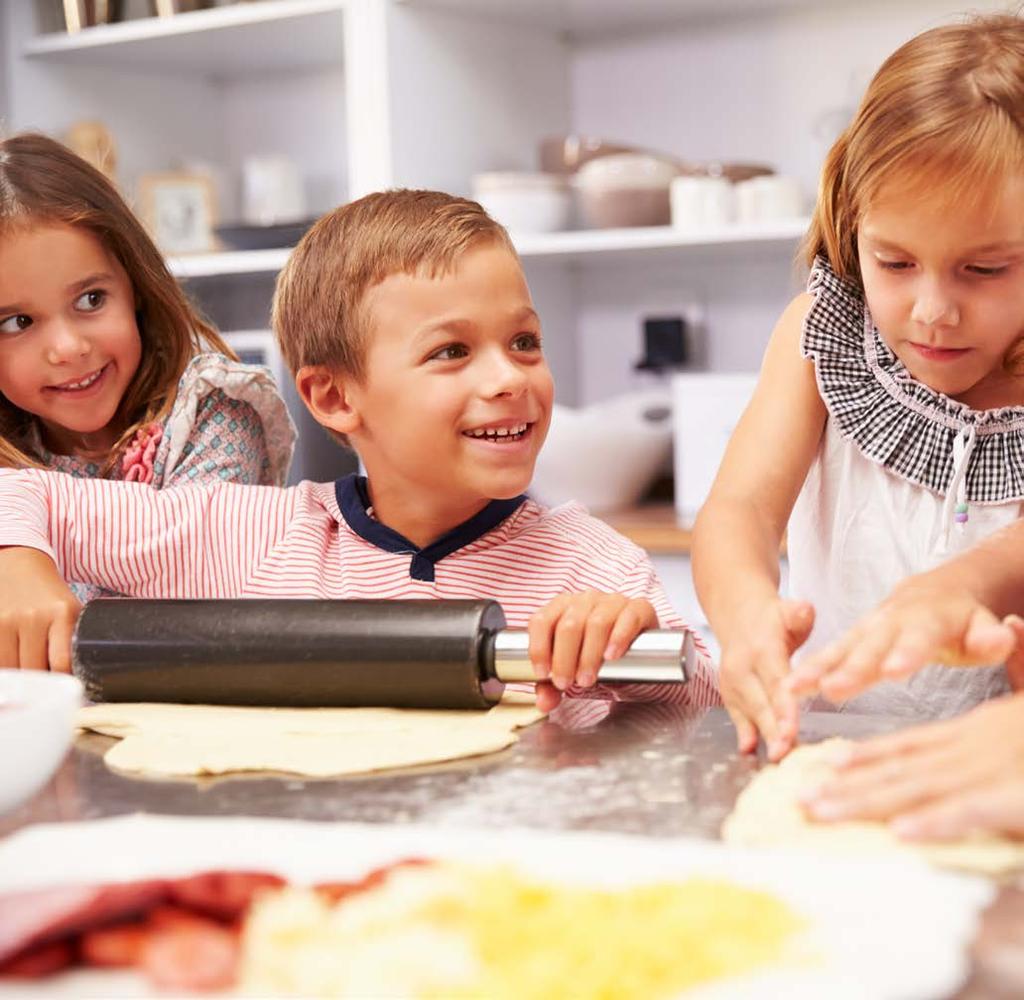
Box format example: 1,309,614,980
598,503,693,556
166,220,809,278
599,503,787,557
403,0,816,42
168,248,293,279
23,0,348,76
514,219,809,263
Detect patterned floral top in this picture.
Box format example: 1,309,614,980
33,353,296,601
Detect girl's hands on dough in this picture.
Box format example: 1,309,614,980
787,577,1017,704
0,547,81,671
528,592,658,712
800,695,1024,841
719,598,814,761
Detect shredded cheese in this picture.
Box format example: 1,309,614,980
240,863,805,998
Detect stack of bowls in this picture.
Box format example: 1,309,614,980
575,154,680,229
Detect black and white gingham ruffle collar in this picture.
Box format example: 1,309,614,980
802,256,1024,505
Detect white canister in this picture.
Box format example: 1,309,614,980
670,175,734,230
735,175,804,224
672,372,758,525
472,172,572,234
242,155,307,226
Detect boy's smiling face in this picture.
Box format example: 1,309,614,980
339,240,553,539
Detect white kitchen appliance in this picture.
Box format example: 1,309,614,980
672,372,758,525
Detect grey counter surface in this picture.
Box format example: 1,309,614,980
3,705,1023,996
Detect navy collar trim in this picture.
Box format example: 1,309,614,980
334,474,527,581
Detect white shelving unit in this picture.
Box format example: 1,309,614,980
23,0,347,73
168,248,294,280
514,219,809,263
166,219,808,278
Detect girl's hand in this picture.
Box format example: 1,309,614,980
528,591,658,712
786,577,1016,704
800,695,1024,841
719,598,815,761
0,547,81,671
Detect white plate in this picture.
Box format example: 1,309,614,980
0,814,993,999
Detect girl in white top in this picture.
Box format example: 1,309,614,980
692,13,1024,761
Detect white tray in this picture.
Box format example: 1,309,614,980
0,814,994,999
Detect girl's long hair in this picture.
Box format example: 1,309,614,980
0,132,235,471
804,14,1024,283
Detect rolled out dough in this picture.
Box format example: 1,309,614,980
76,695,543,779
722,738,1024,876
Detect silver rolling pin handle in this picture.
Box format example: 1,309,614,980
491,628,696,685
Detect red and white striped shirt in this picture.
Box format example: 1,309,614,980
0,470,720,708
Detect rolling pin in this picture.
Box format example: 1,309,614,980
72,599,696,709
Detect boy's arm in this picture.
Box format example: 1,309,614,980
691,294,826,755
0,469,296,598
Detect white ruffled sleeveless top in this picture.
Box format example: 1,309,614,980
787,257,1020,718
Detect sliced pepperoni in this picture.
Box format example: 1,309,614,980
147,904,218,932
0,880,167,965
140,921,240,992
79,921,149,968
0,939,76,978
168,872,287,922
315,858,432,903
313,880,360,903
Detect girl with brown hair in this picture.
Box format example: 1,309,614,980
692,14,1024,760
0,133,295,602
0,132,294,488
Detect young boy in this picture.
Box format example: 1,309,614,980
0,189,719,712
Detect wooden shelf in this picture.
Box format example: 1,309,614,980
24,0,347,76
598,503,693,556
600,502,788,557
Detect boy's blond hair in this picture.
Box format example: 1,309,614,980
272,189,515,386
804,13,1024,283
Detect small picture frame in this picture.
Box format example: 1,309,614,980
137,172,216,255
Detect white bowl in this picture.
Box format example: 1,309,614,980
472,172,572,234
575,153,679,190
530,391,673,511
0,670,83,815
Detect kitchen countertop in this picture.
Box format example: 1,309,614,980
3,704,1022,997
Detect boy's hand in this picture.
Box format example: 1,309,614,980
786,577,1016,705
0,547,81,672
800,695,1024,841
719,598,814,761
528,592,658,712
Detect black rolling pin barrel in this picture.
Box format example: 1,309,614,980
72,599,693,710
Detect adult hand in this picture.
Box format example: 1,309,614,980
801,695,1024,841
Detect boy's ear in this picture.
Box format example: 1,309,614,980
295,365,362,437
